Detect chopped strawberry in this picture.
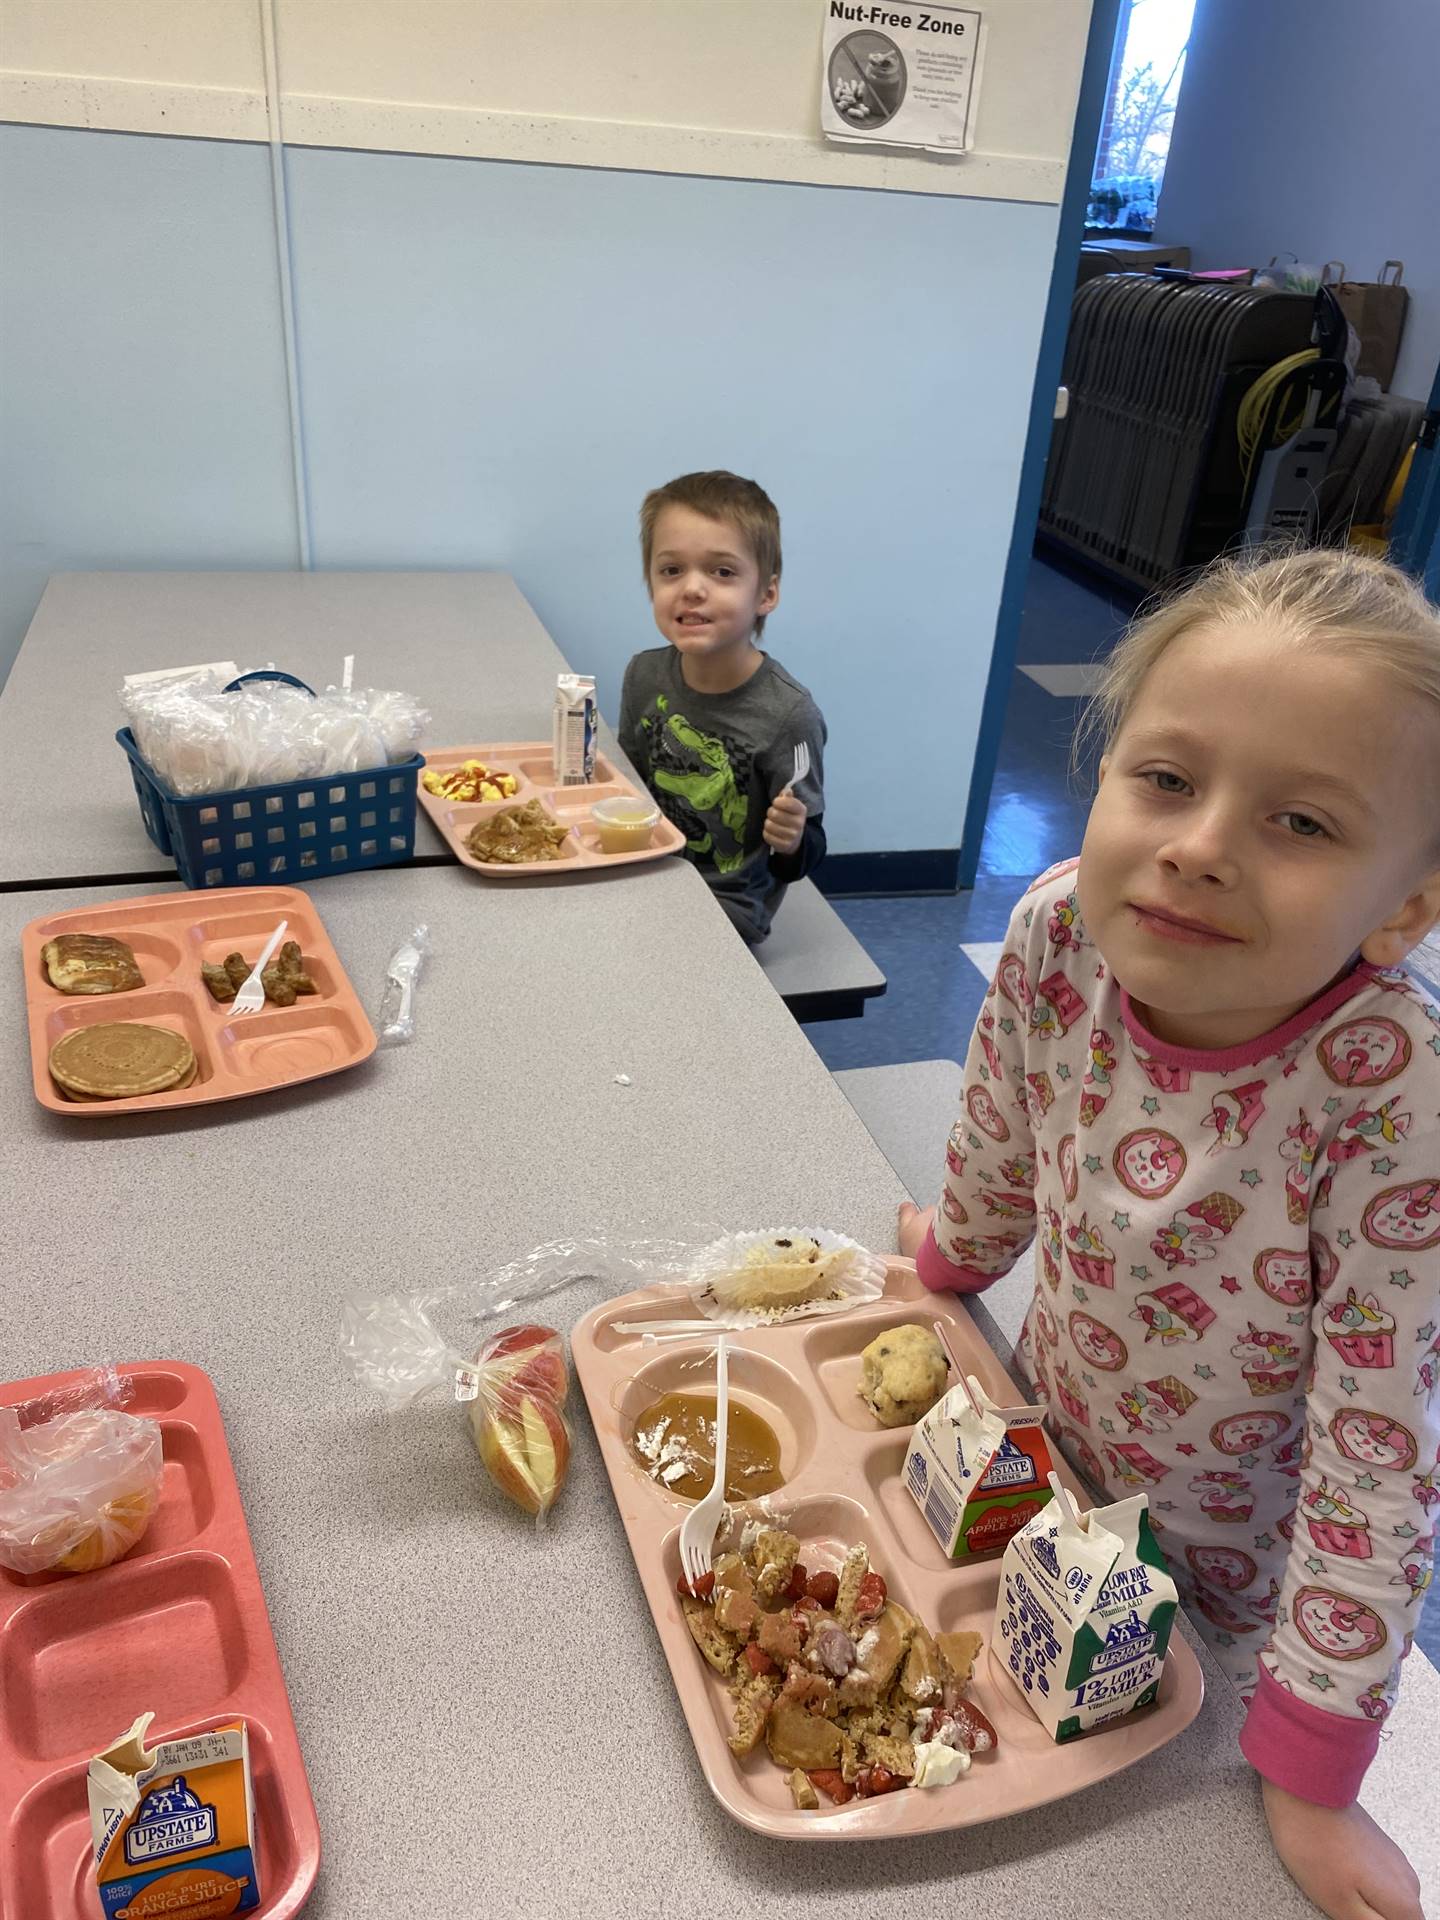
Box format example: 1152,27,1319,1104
676,1570,715,1599
784,1562,810,1602
861,1765,905,1796
805,1570,840,1609
808,1769,854,1805
743,1643,777,1677
948,1698,998,1753
854,1571,887,1620
793,1593,822,1613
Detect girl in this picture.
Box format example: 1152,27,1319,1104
900,547,1437,1920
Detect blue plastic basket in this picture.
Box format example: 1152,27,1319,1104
117,671,426,890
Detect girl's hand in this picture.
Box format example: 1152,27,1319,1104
897,1202,935,1260
763,790,807,856
1261,1779,1423,1919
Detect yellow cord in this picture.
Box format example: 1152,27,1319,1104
1238,348,1321,481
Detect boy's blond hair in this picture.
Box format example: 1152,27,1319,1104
1078,545,1440,772
639,471,782,637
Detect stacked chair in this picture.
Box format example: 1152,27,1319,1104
1041,277,1315,587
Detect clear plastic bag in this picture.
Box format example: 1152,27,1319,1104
120,676,430,796
339,1237,714,1527
0,1366,164,1575
376,924,430,1046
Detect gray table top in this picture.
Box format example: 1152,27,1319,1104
0,572,574,887
1,864,1318,1919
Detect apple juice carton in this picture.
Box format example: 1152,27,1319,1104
87,1713,259,1919
904,1372,1055,1560
995,1477,1178,1741
552,673,597,785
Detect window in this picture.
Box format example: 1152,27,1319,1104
1088,0,1195,236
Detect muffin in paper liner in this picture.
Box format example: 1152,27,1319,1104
686,1228,887,1328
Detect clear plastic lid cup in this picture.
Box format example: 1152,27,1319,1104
592,795,660,853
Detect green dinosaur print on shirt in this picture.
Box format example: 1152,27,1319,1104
640,703,751,873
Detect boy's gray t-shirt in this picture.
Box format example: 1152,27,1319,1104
618,648,827,942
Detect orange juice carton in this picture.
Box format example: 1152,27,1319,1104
904,1370,1055,1560
552,673,597,784
995,1475,1178,1741
87,1713,259,1919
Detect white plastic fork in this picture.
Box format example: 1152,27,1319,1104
678,1334,729,1592
230,918,288,1015
786,740,811,794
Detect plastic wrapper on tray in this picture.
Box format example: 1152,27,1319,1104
0,1364,163,1575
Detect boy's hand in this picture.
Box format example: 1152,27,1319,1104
764,789,807,856
897,1202,935,1260
1261,1779,1423,1920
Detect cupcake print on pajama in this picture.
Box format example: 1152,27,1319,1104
920,867,1440,1715
1065,1214,1116,1288
1302,1477,1373,1559
1324,1292,1397,1369
1231,1322,1303,1397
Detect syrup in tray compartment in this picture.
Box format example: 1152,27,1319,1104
630,1392,784,1502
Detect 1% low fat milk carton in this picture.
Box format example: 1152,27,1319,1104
995,1474,1178,1742
87,1713,259,1919
904,1367,1055,1560
552,673,597,785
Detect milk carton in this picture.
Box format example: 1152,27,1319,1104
552,673,597,784
87,1713,259,1919
995,1478,1178,1741
904,1373,1055,1560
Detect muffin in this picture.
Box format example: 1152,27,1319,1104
858,1324,948,1428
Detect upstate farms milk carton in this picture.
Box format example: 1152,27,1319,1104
995,1477,1178,1741
904,1373,1055,1560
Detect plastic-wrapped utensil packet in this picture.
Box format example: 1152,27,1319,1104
377,923,430,1046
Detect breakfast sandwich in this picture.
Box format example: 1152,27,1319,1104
42,934,144,996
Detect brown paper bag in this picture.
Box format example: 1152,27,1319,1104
1324,261,1409,391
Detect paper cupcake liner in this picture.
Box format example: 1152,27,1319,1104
684,1228,887,1330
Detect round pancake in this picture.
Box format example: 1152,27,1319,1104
49,1023,196,1099
59,1058,199,1102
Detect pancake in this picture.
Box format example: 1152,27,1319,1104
42,933,144,996
60,1058,199,1102
49,1023,196,1100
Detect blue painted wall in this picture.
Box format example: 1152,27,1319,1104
1,122,1059,855
0,125,300,668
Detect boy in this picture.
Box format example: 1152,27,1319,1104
619,471,827,945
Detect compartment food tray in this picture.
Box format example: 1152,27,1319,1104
0,1361,321,1919
416,741,685,876
571,1259,1205,1839
21,886,376,1116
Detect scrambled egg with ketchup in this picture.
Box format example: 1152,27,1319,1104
423,760,519,803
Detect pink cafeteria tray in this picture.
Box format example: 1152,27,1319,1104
0,1362,321,1920
416,741,686,876
571,1259,1205,1840
21,886,376,1117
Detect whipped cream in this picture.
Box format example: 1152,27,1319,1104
912,1739,971,1789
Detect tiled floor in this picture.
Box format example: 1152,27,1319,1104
805,547,1440,1671
806,551,1128,1074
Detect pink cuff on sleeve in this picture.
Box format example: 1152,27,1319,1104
915,1225,995,1295
1239,1665,1379,1807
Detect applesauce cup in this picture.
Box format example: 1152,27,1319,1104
592,795,661,855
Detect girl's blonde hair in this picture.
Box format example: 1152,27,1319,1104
1077,545,1440,773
